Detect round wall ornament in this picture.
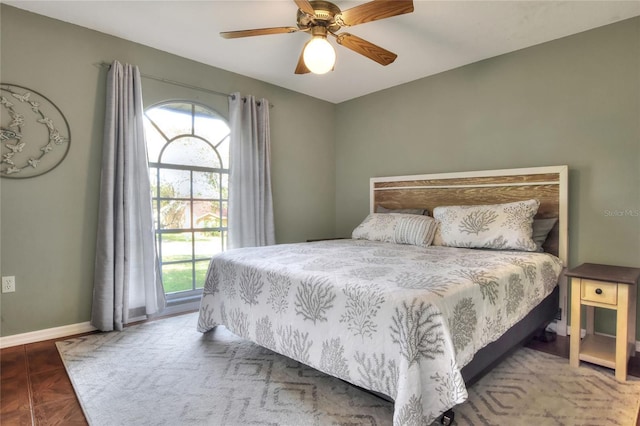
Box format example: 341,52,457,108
1,83,71,178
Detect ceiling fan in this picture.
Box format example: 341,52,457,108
220,0,414,75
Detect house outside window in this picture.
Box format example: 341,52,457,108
144,101,229,301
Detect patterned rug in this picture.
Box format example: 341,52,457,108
57,312,640,426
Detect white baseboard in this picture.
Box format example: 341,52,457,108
129,300,201,323
0,321,97,349
0,302,198,349
564,327,640,353
160,300,200,317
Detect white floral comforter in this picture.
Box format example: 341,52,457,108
197,239,562,425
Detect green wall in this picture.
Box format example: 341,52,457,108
0,5,336,337
1,5,639,341
335,17,640,338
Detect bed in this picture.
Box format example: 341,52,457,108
197,165,569,425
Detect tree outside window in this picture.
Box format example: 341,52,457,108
144,101,229,299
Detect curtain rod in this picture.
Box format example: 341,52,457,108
95,62,273,107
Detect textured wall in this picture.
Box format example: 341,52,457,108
335,17,640,337
0,5,336,337
2,6,638,340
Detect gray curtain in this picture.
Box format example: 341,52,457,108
228,93,275,249
92,60,165,331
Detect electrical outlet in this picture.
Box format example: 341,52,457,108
2,276,16,293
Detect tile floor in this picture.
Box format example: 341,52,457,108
1,340,87,425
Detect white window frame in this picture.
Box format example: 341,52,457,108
144,100,230,303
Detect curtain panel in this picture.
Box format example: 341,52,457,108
92,60,165,331
228,93,275,249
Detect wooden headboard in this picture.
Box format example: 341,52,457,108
370,165,568,266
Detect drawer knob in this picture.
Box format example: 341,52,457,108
595,288,603,295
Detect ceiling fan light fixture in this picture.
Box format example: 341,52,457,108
303,36,336,74
221,0,415,75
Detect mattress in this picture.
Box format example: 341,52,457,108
197,239,563,425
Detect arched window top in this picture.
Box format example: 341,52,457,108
144,101,229,169
143,100,230,300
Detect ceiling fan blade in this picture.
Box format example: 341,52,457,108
335,33,397,66
294,0,316,17
220,27,300,39
337,0,414,27
295,42,311,74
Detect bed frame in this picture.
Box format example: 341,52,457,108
370,165,569,385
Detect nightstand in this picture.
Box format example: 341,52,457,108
567,263,639,381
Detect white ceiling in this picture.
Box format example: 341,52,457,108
5,1,640,103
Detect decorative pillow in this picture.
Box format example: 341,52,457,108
352,213,437,247
376,205,427,215
532,218,558,252
432,199,540,251
432,222,444,246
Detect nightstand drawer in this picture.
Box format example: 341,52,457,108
581,279,617,305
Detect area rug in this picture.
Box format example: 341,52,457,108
57,312,640,426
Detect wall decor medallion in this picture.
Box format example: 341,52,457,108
1,83,71,178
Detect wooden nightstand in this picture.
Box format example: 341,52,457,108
567,263,639,381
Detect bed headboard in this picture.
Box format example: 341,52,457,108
370,165,568,266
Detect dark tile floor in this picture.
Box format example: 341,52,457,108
1,340,87,425
1,331,638,425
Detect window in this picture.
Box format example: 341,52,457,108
144,101,229,301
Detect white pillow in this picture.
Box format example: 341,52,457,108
432,199,540,251
352,213,437,247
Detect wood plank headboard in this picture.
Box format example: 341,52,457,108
370,165,569,266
